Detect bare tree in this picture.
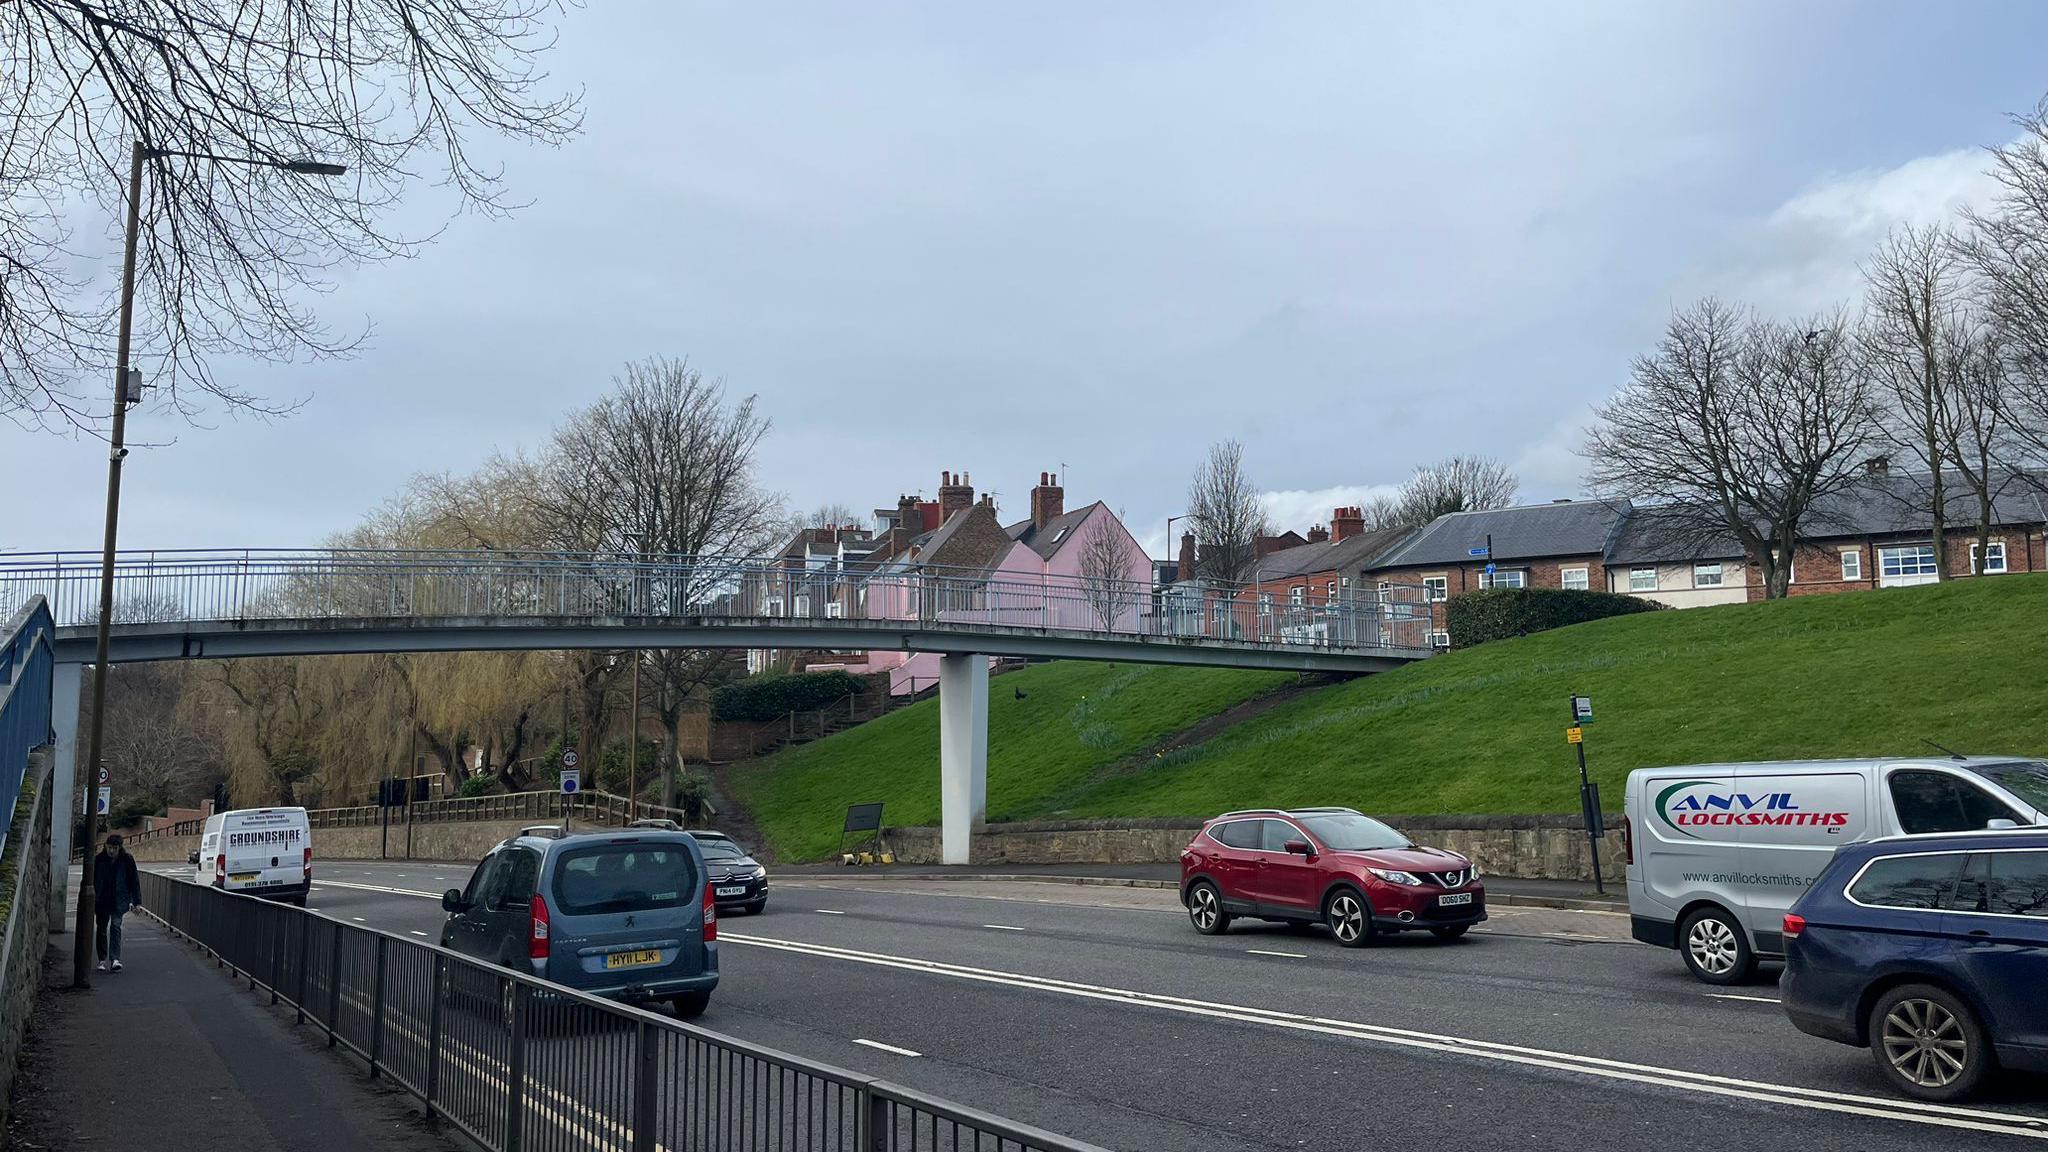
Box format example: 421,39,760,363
1360,493,1407,532
1961,95,2048,486
1863,224,1968,577
1,1,581,429
535,357,782,801
1584,300,1879,599
1186,440,1269,585
93,664,222,814
1392,455,1520,527
1945,321,2022,572
1076,508,1141,632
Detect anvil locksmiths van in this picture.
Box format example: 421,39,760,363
1625,757,2048,984
190,807,313,906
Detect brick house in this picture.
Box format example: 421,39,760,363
1242,507,1413,610
1603,470,2047,603
1362,500,1634,646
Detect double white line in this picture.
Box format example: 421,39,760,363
724,932,2048,1141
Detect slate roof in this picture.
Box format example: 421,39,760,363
1250,525,1414,583
1369,500,1633,568
1004,503,1100,561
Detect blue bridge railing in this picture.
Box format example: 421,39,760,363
0,598,55,858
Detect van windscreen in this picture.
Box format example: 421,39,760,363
1971,760,2048,816
550,845,696,915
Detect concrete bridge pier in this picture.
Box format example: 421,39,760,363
48,661,80,931
938,653,988,865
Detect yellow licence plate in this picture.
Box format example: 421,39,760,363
229,873,259,883
604,950,663,970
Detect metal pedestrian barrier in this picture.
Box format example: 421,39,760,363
137,872,1109,1152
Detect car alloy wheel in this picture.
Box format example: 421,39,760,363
1686,916,1739,975
1326,890,1369,947
1881,998,1969,1090
1188,883,1225,934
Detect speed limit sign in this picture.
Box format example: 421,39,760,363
561,749,580,769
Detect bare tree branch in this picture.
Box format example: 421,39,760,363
1186,439,1268,585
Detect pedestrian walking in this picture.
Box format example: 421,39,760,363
93,833,142,972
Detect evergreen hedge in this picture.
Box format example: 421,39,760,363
712,670,869,722
1445,586,1665,647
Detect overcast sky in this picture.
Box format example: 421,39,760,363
7,2,2047,558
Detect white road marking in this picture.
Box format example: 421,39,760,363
1246,949,1308,959
982,924,1026,932
814,909,846,915
723,932,2048,1141
852,1038,922,1058
352,917,367,923
410,930,429,937
1708,993,1783,1004
314,879,439,898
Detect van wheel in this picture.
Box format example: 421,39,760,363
1186,881,1231,935
1869,984,1989,1101
1680,906,1755,984
672,991,712,1019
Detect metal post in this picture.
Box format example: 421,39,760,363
424,954,444,1109
380,780,390,860
295,911,311,1024
367,934,388,1077
327,921,343,1046
1578,737,1605,895
504,981,528,1152
629,651,640,821
72,139,147,989
632,1019,659,1152
856,1087,888,1152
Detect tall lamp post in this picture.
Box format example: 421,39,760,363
624,532,643,822
72,142,345,989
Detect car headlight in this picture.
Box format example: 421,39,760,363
751,866,768,880
1367,868,1424,887
1467,860,1480,880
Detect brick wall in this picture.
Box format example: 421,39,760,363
1744,527,2045,599
1373,554,1607,631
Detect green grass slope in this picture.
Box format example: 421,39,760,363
1047,574,2048,819
725,662,1293,860
730,575,2048,860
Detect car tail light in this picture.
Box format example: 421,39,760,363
213,853,226,887
702,882,718,943
529,895,552,959
1619,815,1634,866
1782,913,1805,940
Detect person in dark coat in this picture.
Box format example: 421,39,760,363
93,833,143,972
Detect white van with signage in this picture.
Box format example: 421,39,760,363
190,807,313,906
1624,757,2047,984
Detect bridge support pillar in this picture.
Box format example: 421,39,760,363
938,653,988,866
48,661,80,932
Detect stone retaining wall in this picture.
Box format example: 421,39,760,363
882,813,1626,883
0,751,55,1130
125,816,543,866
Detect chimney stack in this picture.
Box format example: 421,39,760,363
894,494,920,549
1031,471,1065,532
1331,506,1365,542
1306,524,1330,544
1177,531,1198,583
938,470,975,521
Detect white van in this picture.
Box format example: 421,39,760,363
1624,756,2047,984
190,807,313,906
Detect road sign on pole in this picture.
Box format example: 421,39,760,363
560,767,581,795
97,764,111,786
561,749,579,770
1565,726,1584,744
95,787,111,816
1468,547,1489,557
1571,695,1594,725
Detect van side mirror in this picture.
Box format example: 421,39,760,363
1284,838,1314,857
442,888,469,913
1987,818,2020,830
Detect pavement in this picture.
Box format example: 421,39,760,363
8,890,461,1152
271,860,2048,1152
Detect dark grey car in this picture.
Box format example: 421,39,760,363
690,831,769,914
440,829,720,1017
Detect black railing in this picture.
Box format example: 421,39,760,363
137,873,1107,1152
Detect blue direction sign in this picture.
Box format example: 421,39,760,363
1485,563,1497,574
1468,546,1489,557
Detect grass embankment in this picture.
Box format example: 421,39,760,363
732,575,2048,859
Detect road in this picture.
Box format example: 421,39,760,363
158,860,2048,1151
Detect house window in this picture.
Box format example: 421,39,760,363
1693,563,1723,588
1971,541,2008,575
1878,544,1939,586
1422,576,1448,602
1560,567,1589,591
1629,567,1658,593
1428,631,1451,650
1839,550,1861,582
1479,569,1526,590
1289,585,1306,606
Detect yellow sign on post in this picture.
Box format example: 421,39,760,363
1565,726,1584,744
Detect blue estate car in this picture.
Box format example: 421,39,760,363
1781,828,2048,1101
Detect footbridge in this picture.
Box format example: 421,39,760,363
1,548,1432,901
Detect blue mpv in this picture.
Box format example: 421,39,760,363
1781,827,2048,1101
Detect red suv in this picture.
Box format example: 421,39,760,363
1180,807,1486,946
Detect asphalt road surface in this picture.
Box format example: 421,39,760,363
158,861,2048,1151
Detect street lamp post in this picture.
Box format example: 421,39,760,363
71,142,344,989
624,532,643,823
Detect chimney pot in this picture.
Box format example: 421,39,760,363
1031,469,1065,532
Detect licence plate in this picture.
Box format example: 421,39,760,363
604,950,663,970
229,873,259,883
715,885,747,897
1439,892,1474,907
